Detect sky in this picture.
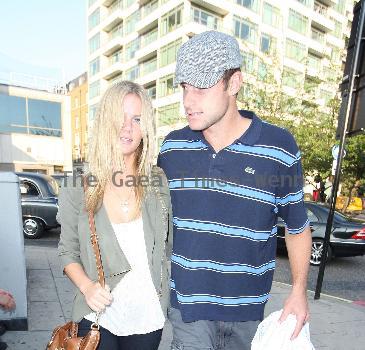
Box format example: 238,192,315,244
0,0,86,85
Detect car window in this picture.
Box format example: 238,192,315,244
306,208,319,222
47,178,59,196
20,180,40,196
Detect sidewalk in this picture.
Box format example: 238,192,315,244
2,245,365,350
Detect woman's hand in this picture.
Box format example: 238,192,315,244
81,282,113,313
0,289,16,311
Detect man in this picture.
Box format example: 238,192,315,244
158,31,312,350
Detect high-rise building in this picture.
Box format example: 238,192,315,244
87,0,353,146
67,72,89,169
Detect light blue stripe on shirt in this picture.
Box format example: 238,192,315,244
160,140,207,153
227,144,299,167
173,217,277,241
169,179,276,206
172,254,276,275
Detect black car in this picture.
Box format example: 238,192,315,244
277,201,365,266
16,172,59,239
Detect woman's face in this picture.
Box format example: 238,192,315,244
119,93,143,160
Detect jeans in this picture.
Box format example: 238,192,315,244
168,307,260,350
78,319,162,350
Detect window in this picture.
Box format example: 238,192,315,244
142,27,158,46
288,9,308,35
160,6,182,36
307,54,321,71
88,8,100,31
304,77,318,93
20,181,40,197
89,57,100,76
330,46,341,62
158,103,180,126
241,52,255,73
0,94,61,136
125,10,140,35
260,34,275,54
257,60,267,81
110,49,123,65
234,17,257,44
27,99,61,136
159,74,178,97
334,0,346,15
191,7,220,30
296,0,312,6
89,80,100,99
283,67,302,88
146,85,157,99
89,33,100,54
159,39,182,67
311,27,325,44
332,19,342,39
142,0,158,17
142,57,157,76
236,0,259,12
89,104,98,122
262,2,280,28
110,23,123,40
285,39,306,63
125,65,140,80
125,38,140,60
0,94,27,133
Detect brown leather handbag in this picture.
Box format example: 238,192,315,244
46,181,105,350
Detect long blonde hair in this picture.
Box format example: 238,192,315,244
85,81,155,214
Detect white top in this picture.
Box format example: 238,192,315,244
85,217,165,336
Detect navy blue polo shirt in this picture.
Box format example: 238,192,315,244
158,110,309,322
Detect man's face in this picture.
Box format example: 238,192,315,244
181,79,230,131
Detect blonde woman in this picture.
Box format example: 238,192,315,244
57,81,172,350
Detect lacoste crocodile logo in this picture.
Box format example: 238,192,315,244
245,167,255,175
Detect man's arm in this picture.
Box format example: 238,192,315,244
279,225,312,339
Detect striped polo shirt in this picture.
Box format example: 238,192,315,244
158,110,309,322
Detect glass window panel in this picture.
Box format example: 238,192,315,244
263,2,280,28
288,9,308,35
89,57,100,76
28,99,61,129
0,94,27,131
89,33,100,54
89,80,100,99
88,8,100,31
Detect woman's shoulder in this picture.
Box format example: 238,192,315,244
58,175,85,201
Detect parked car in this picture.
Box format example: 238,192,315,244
16,172,59,239
277,201,365,266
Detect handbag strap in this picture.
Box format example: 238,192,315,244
83,177,105,289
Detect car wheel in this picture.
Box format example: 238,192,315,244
23,218,44,239
310,238,332,266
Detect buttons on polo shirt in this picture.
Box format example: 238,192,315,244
212,153,216,159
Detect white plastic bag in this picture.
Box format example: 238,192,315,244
251,310,315,350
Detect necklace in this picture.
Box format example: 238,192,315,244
113,187,134,214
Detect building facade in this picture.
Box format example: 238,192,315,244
0,83,72,174
86,0,353,146
67,72,89,168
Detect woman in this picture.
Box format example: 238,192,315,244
57,81,172,349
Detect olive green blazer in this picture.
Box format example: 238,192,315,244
57,167,172,323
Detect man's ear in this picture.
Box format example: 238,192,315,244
228,71,243,96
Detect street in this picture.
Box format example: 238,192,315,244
25,228,365,303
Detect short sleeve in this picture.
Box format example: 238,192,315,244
276,135,309,234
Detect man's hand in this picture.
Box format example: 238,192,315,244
279,289,309,340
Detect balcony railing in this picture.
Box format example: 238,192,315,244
141,58,157,76
141,0,158,18
141,28,158,46
190,7,222,31
109,50,123,65
110,24,123,39
313,1,328,16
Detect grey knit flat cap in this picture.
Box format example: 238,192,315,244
175,31,242,89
